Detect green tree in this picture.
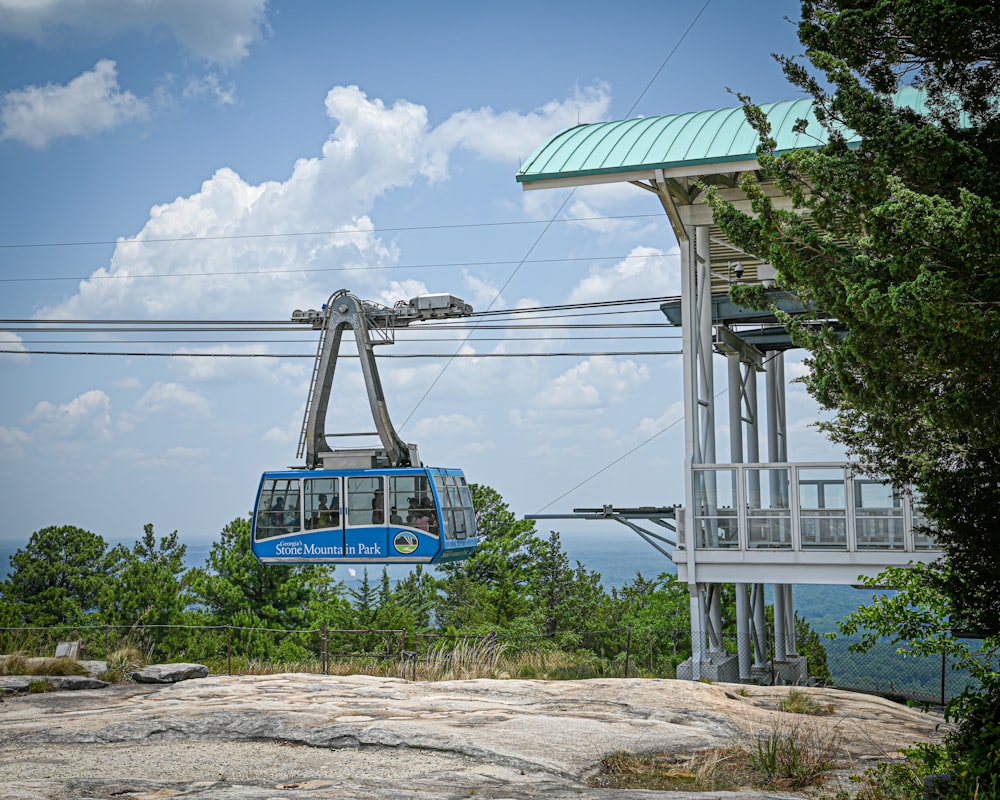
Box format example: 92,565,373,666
348,567,377,628
390,564,439,631
187,517,316,631
98,523,189,630
708,0,1000,636
525,531,610,643
435,484,539,630
611,572,692,674
1,525,114,627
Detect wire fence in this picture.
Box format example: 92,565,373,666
0,623,984,706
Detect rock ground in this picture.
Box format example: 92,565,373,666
0,673,945,799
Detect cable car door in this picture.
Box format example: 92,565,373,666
301,475,345,556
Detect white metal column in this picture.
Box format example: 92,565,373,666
729,352,751,679
680,224,716,677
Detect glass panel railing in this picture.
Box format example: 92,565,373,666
693,468,738,548
798,467,847,550
746,467,791,548
854,476,904,549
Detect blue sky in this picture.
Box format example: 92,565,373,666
0,0,844,547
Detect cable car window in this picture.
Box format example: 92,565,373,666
390,474,437,535
305,477,340,530
348,476,383,526
434,474,469,540
256,478,301,540
458,480,476,537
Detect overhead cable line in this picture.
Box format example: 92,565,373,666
1,349,682,359
14,333,680,345
0,213,667,251
0,252,680,284
0,294,681,329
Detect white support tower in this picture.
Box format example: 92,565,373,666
516,96,943,685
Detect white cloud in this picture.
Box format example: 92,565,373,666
183,73,238,106
167,344,297,383
563,183,663,236
462,271,507,312
0,331,29,363
567,245,681,304
0,59,149,148
166,445,208,459
636,400,686,437
24,389,112,439
113,376,142,390
427,83,612,180
117,381,211,431
263,425,294,444
36,84,609,322
134,381,211,417
0,0,268,65
408,413,480,440
0,425,29,457
529,356,650,411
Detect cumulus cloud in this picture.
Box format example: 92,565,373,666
426,83,612,181
636,400,686,436
118,381,211,432
24,389,113,439
166,344,305,384
0,425,29,457
0,331,29,363
408,413,479,440
183,73,238,106
134,381,211,417
0,0,268,65
0,59,149,148
166,445,208,459
37,83,608,322
529,356,649,411
567,245,681,304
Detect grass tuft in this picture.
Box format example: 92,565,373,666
779,688,835,715
100,646,147,682
591,719,844,792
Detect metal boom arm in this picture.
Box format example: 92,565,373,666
292,289,472,470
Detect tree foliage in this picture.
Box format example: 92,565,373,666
98,523,190,630
186,517,316,630
708,0,1000,635
2,525,114,627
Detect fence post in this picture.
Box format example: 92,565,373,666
412,633,419,682
624,623,632,678
105,624,110,656
321,622,329,675
227,625,232,676
940,649,947,706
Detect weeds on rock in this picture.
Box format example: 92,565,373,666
591,718,844,792
779,688,834,715
100,646,147,682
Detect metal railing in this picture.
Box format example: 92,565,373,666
676,462,939,553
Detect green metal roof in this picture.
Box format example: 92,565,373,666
516,87,927,185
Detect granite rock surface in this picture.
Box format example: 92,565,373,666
0,673,944,799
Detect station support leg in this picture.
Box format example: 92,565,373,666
736,582,752,680
773,583,788,662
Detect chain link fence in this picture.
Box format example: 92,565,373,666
0,623,984,706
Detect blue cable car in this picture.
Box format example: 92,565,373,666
250,290,479,566
252,466,476,564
